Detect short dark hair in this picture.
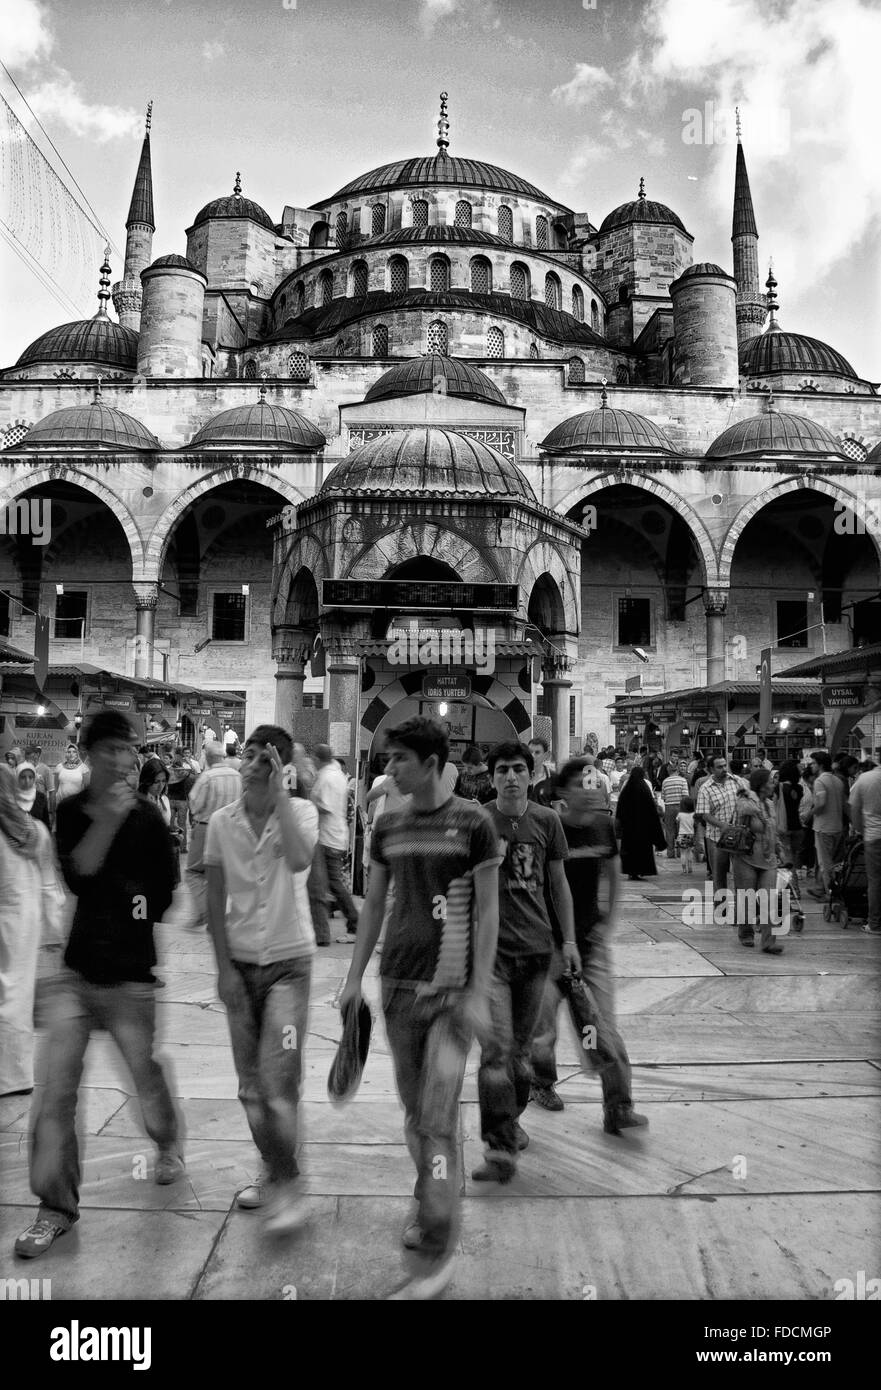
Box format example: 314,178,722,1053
487,741,534,776
811,750,832,771
528,734,549,752
556,757,589,790
680,795,694,811
749,766,771,794
384,716,449,771
730,758,745,776
461,743,483,766
81,709,137,751
246,723,293,766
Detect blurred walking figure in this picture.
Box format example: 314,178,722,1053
849,762,881,935
14,711,183,1260
205,725,319,1236
310,743,359,945
16,762,51,830
184,741,241,929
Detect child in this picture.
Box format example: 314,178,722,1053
676,795,695,873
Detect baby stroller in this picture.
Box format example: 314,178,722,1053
823,836,868,929
776,863,805,933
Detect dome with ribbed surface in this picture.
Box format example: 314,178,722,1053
320,427,534,500
15,402,159,451
541,406,676,455
189,401,325,450
366,226,509,249
148,253,203,273
676,262,730,279
15,317,138,372
599,197,687,235
706,409,845,459
191,195,274,231
363,355,506,407
315,155,565,208
739,330,857,381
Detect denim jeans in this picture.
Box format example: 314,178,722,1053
478,952,550,1161
531,938,632,1112
731,860,777,947
706,838,732,896
30,970,180,1229
309,846,358,942
382,981,472,1257
225,956,311,1184
865,838,881,932
815,830,844,893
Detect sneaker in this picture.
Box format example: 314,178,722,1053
15,1218,68,1259
739,937,755,948
154,1150,186,1185
402,1219,424,1250
471,1156,517,1184
514,1122,529,1151
761,945,784,955
529,1084,564,1112
387,1250,456,1301
263,1183,308,1236
863,925,881,936
235,1181,265,1210
604,1106,649,1135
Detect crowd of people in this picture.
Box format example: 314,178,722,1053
1,713,878,1300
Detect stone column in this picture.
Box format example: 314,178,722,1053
324,619,370,759
542,654,573,765
272,628,312,729
133,582,159,679
704,588,729,686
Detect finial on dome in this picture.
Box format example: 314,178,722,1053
436,91,449,155
600,376,609,408
765,386,775,412
259,371,268,401
765,260,780,330
735,105,742,142
95,245,112,319
638,176,646,200
94,376,103,401
233,171,242,197
145,100,153,133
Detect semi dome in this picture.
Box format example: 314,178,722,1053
189,400,326,450
191,174,274,232
15,317,138,373
15,401,159,451
599,182,687,236
363,355,506,407
319,426,534,501
315,155,564,208
541,402,676,455
706,408,846,459
739,330,857,381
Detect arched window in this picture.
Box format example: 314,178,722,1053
429,255,450,293
319,270,334,307
470,256,492,295
351,260,368,297
371,203,386,235
568,357,585,383
411,198,428,229
591,298,600,333
243,359,257,380
295,283,305,315
427,319,448,354
571,285,584,321
498,204,513,241
335,210,348,244
388,255,408,293
309,221,329,248
536,214,549,249
510,262,529,300
372,325,388,357
288,351,310,380
616,362,629,384
544,271,561,310
455,199,472,229
529,342,539,360
486,326,504,358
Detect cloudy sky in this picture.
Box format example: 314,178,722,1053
1,0,879,378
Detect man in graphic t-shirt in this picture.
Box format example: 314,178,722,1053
341,716,500,1301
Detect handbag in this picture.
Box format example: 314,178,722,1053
717,818,755,854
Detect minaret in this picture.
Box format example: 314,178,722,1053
731,107,765,348
764,262,780,331
112,102,155,332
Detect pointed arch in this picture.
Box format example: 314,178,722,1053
344,521,502,584
720,476,881,584
0,467,144,572
515,538,580,635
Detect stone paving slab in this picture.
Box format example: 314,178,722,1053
564,1061,881,1103
100,1097,408,1143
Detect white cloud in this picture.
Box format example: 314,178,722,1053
418,0,500,34
29,77,142,143
551,63,614,108
201,40,226,62
0,0,53,67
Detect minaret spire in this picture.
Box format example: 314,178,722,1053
126,103,155,231
436,91,449,156
113,101,155,332
765,262,780,331
95,246,112,319
731,110,764,347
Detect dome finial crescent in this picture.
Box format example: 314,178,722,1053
765,261,780,330
233,170,242,197
436,91,449,155
638,176,646,199
95,246,112,320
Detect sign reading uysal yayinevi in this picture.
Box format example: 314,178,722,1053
822,685,865,707
422,674,471,699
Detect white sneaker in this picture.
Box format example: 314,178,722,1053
387,1251,456,1301
235,1181,265,1210
263,1182,308,1236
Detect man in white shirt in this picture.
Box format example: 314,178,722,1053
310,743,359,943
660,756,689,858
205,724,319,1235
184,741,241,928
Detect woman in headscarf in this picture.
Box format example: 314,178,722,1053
0,763,55,1095
733,767,784,955
614,763,666,880
55,744,88,805
16,762,51,830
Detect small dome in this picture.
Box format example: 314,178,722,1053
541,405,676,455
599,193,687,236
15,317,138,373
739,330,857,381
363,355,506,407
191,194,274,232
15,401,159,451
320,427,534,501
189,401,325,450
676,262,730,279
147,253,203,273
706,408,846,459
367,226,508,249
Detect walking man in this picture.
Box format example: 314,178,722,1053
660,756,689,858
15,710,183,1259
184,740,241,928
808,750,845,899
695,754,740,911
474,741,580,1184
205,724,319,1235
340,716,500,1300
849,762,881,935
310,743,359,945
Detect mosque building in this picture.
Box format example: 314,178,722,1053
1,94,879,763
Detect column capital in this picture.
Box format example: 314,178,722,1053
133,581,159,610
703,587,729,617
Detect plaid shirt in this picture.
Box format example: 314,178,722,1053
695,774,739,843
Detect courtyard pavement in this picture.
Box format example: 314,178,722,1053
2,856,879,1301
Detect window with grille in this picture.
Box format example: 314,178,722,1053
510,263,528,300
498,205,513,241
430,257,450,292
470,257,491,294
335,211,347,243
212,592,248,642
411,199,428,229
55,590,88,640
536,215,549,249
389,256,408,293
302,693,324,709
529,342,539,360
615,362,629,384
335,339,346,357
840,437,867,462
2,423,30,448
372,204,386,235
568,357,585,383
591,299,600,333
243,359,257,379
319,272,333,307
544,273,561,310
486,327,504,358
571,285,584,321
427,320,448,354
351,261,368,297
372,325,388,356
295,284,305,314
288,351,310,380
455,200,472,229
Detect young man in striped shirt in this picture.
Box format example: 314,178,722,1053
660,756,689,858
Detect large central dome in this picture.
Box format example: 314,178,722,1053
315,155,565,208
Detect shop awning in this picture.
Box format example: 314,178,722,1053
607,679,821,713
772,644,881,680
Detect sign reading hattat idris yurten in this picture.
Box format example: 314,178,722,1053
1,94,878,764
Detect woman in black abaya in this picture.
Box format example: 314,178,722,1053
614,763,666,879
